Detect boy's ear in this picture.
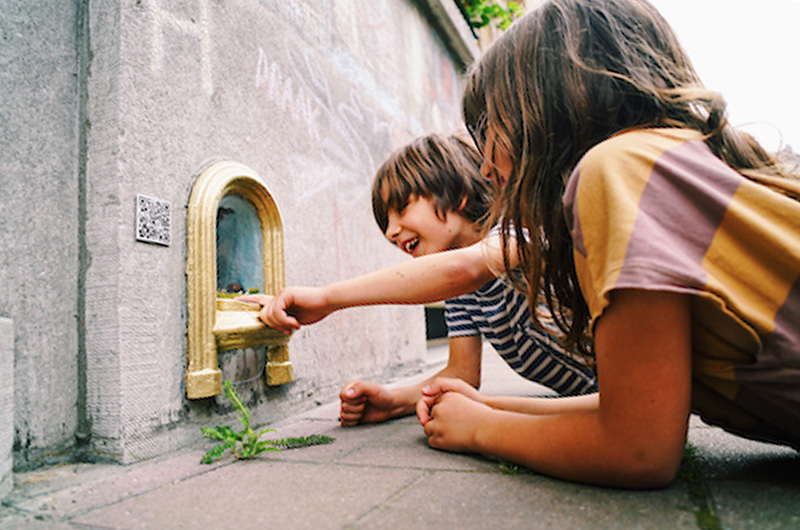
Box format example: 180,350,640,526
457,194,468,212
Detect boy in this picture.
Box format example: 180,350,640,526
240,133,596,426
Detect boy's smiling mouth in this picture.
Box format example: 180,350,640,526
402,237,420,255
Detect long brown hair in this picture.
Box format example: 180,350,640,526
463,0,799,356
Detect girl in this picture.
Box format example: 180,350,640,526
418,0,800,488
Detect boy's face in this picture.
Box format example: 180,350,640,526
383,194,478,257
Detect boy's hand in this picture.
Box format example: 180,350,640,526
416,377,483,426
235,293,281,331
339,381,397,426
235,293,273,308
237,287,333,335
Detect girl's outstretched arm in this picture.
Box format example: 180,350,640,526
420,289,692,489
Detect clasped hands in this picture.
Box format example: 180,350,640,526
417,378,493,453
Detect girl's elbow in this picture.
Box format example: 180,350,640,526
629,460,680,489
617,446,683,489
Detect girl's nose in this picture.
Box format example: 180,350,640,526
480,160,494,181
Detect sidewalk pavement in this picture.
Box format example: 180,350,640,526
2,343,799,530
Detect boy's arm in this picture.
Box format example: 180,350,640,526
262,236,513,334
340,335,483,426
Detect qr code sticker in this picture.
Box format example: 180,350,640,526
135,194,172,246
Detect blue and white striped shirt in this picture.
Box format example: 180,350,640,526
445,276,597,396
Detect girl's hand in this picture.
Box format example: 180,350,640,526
416,377,484,426
421,391,492,453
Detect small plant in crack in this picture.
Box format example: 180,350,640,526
201,380,334,464
678,444,722,530
498,461,536,475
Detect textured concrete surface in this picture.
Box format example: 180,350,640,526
0,0,81,470
1,344,798,529
1,0,474,469
0,319,13,500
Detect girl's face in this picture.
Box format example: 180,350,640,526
383,194,478,257
479,131,513,188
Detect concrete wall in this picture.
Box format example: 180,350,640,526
0,319,13,499
0,0,81,469
1,0,478,469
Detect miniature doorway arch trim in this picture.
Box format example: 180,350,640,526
186,160,293,399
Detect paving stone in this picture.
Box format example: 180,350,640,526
353,470,696,529
2,346,798,529
71,460,425,530
336,422,502,473
14,451,228,518
687,421,800,529
712,481,800,530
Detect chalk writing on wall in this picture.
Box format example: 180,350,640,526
255,47,321,142
255,41,396,207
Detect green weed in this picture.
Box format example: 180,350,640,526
498,461,536,475
266,434,335,450
678,444,722,530
201,380,334,464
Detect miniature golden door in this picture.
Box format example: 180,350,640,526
185,160,293,399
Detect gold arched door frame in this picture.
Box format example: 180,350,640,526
186,160,293,399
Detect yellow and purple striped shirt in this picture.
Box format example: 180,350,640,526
564,128,800,448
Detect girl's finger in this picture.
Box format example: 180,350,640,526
416,395,436,425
